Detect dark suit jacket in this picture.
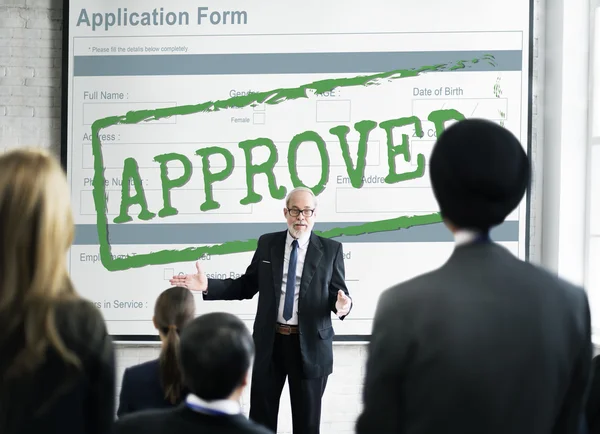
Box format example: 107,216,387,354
0,299,115,434
118,358,187,417
113,403,273,434
356,241,592,434
585,356,600,433
204,230,351,379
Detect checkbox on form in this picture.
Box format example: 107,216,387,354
253,113,266,124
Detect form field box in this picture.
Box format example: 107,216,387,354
82,141,381,169
409,140,436,166
163,268,174,280
253,103,265,111
292,140,380,168
316,100,351,122
412,98,508,120
253,113,265,124
336,186,438,214
80,188,251,216
82,102,177,125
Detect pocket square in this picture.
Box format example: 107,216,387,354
262,260,271,264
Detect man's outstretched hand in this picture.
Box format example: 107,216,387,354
169,261,208,293
335,290,352,317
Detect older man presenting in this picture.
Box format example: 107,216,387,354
170,187,352,434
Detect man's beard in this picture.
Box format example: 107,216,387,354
288,222,307,237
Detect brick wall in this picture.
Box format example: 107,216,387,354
0,0,63,155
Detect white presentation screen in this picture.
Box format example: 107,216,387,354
63,0,533,340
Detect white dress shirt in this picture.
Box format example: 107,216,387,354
277,230,311,325
454,229,485,247
185,393,241,415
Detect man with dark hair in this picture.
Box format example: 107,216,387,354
113,312,273,434
356,119,592,434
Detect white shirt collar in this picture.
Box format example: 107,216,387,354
185,393,241,416
454,229,485,247
286,229,311,248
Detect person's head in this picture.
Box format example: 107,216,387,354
0,148,79,377
283,187,317,238
153,286,196,404
429,119,530,233
179,312,254,401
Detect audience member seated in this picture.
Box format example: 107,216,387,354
118,286,195,416
0,148,115,434
113,312,273,434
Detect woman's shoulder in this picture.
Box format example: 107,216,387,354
125,359,161,377
54,298,111,354
55,298,106,327
122,359,161,388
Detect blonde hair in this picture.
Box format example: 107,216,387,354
0,148,80,378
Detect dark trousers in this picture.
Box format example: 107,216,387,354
249,333,328,434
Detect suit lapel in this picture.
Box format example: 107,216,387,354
299,233,323,300
270,231,286,305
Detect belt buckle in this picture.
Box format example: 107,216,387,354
279,324,291,335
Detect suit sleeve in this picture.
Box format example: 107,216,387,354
585,356,600,431
113,414,146,434
552,290,593,434
117,368,132,417
356,290,408,434
203,236,262,301
86,308,116,434
328,242,352,319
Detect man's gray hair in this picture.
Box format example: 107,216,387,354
285,187,318,208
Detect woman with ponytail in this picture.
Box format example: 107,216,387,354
118,286,195,416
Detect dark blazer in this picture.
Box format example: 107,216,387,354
113,403,274,434
204,230,351,379
0,299,115,434
118,359,186,417
356,241,592,434
585,356,600,433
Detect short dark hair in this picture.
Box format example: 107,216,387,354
179,312,254,400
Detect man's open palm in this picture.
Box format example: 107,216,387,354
169,261,208,292
335,289,351,317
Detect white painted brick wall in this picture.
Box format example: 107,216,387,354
115,343,366,434
0,1,63,155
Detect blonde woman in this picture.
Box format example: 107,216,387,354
0,148,115,434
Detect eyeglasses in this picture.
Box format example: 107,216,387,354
287,208,315,217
